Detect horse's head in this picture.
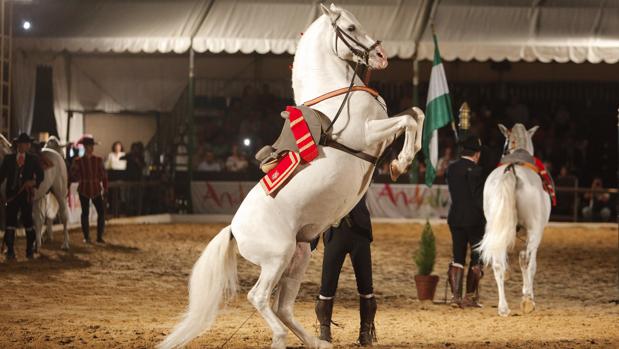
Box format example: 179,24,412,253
43,135,67,155
499,123,539,155
320,3,388,70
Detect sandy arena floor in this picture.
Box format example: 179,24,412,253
0,223,617,349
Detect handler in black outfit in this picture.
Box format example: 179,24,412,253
0,133,44,260
315,195,376,346
446,135,485,308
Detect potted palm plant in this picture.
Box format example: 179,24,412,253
414,221,439,301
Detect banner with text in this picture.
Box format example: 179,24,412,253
191,181,450,219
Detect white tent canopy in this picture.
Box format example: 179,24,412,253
15,0,212,53
14,0,619,63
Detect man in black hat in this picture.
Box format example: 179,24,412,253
445,135,485,308
315,195,377,346
0,133,44,260
71,135,108,244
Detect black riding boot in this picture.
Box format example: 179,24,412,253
358,296,377,346
462,264,484,308
4,229,15,260
25,229,36,259
315,298,334,342
448,263,464,307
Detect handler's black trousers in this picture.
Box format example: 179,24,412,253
319,226,373,298
5,193,35,255
79,194,105,240
449,225,484,266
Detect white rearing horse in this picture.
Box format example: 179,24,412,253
33,136,70,251
478,123,550,317
159,4,425,349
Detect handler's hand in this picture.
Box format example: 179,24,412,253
23,180,36,189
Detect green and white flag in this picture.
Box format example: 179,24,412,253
422,34,454,187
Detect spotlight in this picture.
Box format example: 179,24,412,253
243,138,251,147
22,20,31,31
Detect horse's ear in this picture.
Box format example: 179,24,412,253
320,4,332,17
527,125,539,138
498,124,509,138
320,3,339,21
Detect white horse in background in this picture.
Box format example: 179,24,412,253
33,136,70,251
478,123,551,317
160,4,425,349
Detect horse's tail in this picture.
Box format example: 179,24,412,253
158,226,238,349
478,165,518,269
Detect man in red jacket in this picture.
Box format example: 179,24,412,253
71,136,108,244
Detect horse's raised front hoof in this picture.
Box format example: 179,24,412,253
520,297,536,314
389,159,402,181
498,306,511,317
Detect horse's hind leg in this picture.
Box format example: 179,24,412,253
492,261,510,316
520,229,542,314
247,247,295,349
274,243,332,349
53,187,70,250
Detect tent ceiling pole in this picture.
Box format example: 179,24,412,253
185,0,214,214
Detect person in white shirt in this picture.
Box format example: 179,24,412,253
225,145,249,172
197,151,222,172
105,141,127,171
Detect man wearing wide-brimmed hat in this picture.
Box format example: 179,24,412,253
0,133,44,260
445,135,486,308
71,135,108,244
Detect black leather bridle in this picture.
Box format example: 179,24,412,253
323,14,382,136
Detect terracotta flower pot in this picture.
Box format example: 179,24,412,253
414,274,440,301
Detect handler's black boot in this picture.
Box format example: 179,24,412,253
462,264,484,308
448,263,464,308
25,229,36,259
315,297,334,342
4,229,16,260
358,296,377,346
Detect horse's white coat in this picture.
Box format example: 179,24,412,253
159,4,425,349
33,142,70,251
479,123,550,317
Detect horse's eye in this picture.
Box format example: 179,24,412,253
347,25,356,32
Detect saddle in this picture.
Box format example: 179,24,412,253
255,105,331,173
499,149,556,206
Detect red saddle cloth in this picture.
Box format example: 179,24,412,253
259,106,320,196
499,157,556,206
287,106,319,162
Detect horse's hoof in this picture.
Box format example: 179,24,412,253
61,244,70,251
270,334,286,349
307,336,332,349
521,297,536,314
389,159,402,181
498,307,511,317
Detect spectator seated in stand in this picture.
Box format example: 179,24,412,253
582,177,612,222
197,151,222,172
225,145,249,173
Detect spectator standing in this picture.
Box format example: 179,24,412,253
105,141,126,181
71,136,108,244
